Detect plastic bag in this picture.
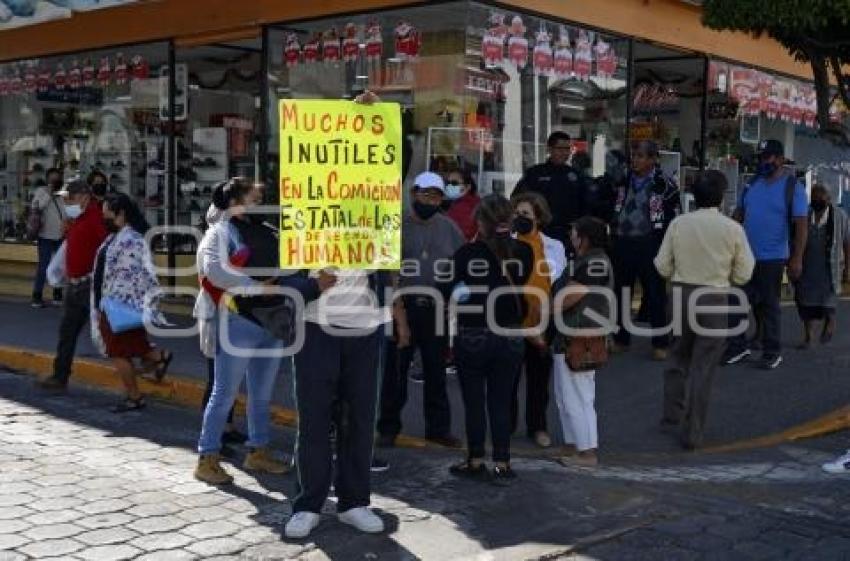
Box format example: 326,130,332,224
46,241,67,287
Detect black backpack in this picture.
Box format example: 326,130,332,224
739,174,799,249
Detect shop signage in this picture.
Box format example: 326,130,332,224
278,99,402,270
457,67,508,100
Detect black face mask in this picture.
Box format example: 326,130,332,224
49,180,62,191
103,218,119,233
811,200,827,212
512,216,535,235
413,201,440,220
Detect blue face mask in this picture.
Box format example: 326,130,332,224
444,183,463,200
756,161,777,177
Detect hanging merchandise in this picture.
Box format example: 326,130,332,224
130,54,149,80
553,26,573,79
303,33,321,64
790,85,804,126
507,15,528,69
365,20,383,62
97,56,111,87
81,57,95,87
68,59,81,90
532,26,553,77
23,63,37,94
756,72,773,114
54,61,66,90
594,37,618,78
9,68,22,95
482,12,507,67
0,74,7,97
394,21,421,60
37,65,51,93
322,27,341,64
284,33,301,68
114,53,128,85
342,23,360,63
803,86,817,128
573,30,592,81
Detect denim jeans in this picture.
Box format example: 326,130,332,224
197,313,283,454
33,237,62,300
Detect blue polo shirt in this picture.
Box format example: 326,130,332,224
738,174,808,261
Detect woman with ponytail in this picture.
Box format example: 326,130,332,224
91,193,172,413
439,194,534,483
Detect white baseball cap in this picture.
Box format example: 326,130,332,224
413,171,445,194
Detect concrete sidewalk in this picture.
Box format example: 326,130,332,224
0,296,848,457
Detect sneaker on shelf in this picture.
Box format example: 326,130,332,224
822,450,850,474
243,447,289,474
194,454,233,485
722,348,751,366
338,507,384,534
758,354,783,370
284,512,321,539
370,457,390,473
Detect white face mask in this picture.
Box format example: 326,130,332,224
65,204,82,219
444,184,463,200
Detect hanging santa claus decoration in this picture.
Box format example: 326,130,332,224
365,20,383,62
394,21,421,60
97,56,111,87
322,27,341,64
23,63,37,94
114,53,128,85
553,26,573,79
9,69,22,95
82,57,95,87
573,30,592,81
342,23,360,63
532,26,553,77
790,85,804,126
130,54,149,80
303,33,321,64
482,12,507,67
53,62,66,90
0,74,8,97
803,86,817,128
507,15,528,69
284,34,301,68
594,37,618,78
68,59,82,90
37,65,51,93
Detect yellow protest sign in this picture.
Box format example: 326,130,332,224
278,99,402,270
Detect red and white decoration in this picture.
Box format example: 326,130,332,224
130,54,149,80
114,53,128,85
68,60,82,90
553,26,573,79
394,21,420,60
342,23,360,63
37,66,51,93
9,70,22,95
23,64,37,94
303,33,321,64
283,34,301,68
322,27,341,64
532,27,553,77
53,62,66,90
594,37,618,78
506,15,528,69
97,56,111,87
81,58,95,88
573,30,592,81
0,75,7,96
365,20,383,62
482,12,507,66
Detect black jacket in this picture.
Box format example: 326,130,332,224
514,161,587,245
612,167,681,243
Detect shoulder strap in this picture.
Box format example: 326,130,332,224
784,175,796,221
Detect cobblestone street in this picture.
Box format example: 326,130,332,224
1,368,850,560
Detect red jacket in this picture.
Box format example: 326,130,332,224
66,201,108,278
446,192,481,241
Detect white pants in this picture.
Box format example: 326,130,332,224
552,353,598,452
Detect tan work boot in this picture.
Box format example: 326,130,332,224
194,454,234,485
244,447,290,474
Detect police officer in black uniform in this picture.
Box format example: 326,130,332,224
513,131,587,247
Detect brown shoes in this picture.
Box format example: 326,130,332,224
194,454,234,485
243,447,290,474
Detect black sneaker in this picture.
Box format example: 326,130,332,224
758,354,783,370
31,298,45,309
449,460,490,482
491,465,517,486
370,457,390,473
722,348,751,366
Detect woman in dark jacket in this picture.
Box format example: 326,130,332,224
440,194,534,483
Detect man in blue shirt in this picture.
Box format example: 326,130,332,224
725,139,808,370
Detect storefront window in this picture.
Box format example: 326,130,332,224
175,40,261,240
467,2,629,195
0,42,168,243
267,2,467,208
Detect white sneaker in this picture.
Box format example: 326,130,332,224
284,511,321,539
338,507,384,534
823,450,850,474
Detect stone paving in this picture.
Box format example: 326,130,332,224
2,368,850,560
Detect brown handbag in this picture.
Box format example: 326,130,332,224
565,335,608,372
